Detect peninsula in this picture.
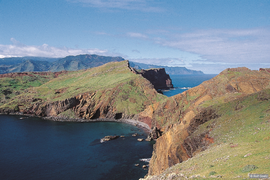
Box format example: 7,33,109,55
1,59,270,179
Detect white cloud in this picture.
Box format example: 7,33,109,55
0,38,108,58
67,0,162,12
125,27,270,73
127,32,148,39
157,28,270,64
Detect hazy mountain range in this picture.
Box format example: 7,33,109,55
0,54,203,75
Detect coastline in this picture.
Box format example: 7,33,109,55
0,112,151,134
0,113,153,180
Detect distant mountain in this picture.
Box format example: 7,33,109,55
0,54,203,75
0,57,59,74
50,54,124,72
129,61,204,75
8,60,51,73
0,57,59,65
0,54,124,74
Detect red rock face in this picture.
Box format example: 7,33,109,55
144,67,270,175
259,68,270,73
138,116,152,129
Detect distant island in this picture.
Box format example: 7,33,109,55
0,54,203,75
129,61,204,75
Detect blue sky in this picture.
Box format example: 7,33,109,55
0,0,270,73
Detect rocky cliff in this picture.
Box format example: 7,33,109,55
135,68,173,91
2,63,270,178
0,60,167,122
138,67,270,175
141,87,270,179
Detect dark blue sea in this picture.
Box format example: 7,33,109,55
0,115,153,180
0,74,216,180
162,74,217,97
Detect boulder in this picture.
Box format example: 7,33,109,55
100,135,119,143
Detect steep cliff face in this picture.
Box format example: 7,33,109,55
141,67,270,175
137,68,173,90
142,88,270,179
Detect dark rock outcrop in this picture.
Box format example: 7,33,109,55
129,67,173,91
138,68,173,90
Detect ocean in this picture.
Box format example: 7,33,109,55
162,74,217,97
0,74,216,180
0,115,153,180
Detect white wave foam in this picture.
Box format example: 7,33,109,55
140,158,151,163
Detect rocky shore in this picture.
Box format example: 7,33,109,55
1,112,151,134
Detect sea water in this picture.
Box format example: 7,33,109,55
0,74,217,180
162,74,217,97
0,115,153,180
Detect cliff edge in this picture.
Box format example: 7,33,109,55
0,60,168,123
138,67,270,175
137,68,173,91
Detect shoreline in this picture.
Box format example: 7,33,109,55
0,113,151,134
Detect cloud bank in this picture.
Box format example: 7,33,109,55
0,38,108,58
156,28,270,64
68,0,162,12
125,27,270,73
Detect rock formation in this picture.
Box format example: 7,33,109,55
139,67,270,175
136,68,173,91
1,62,270,178
100,135,120,142
0,60,168,121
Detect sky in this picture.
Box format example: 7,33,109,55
0,0,270,74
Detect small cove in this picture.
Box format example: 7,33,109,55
0,115,153,180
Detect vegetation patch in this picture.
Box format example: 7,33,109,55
242,165,258,172
209,171,217,176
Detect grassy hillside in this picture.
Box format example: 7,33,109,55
141,67,270,129
142,89,270,179
0,72,59,106
139,67,270,176
0,60,166,119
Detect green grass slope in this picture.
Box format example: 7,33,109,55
0,60,166,119
143,89,270,179
0,72,58,106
